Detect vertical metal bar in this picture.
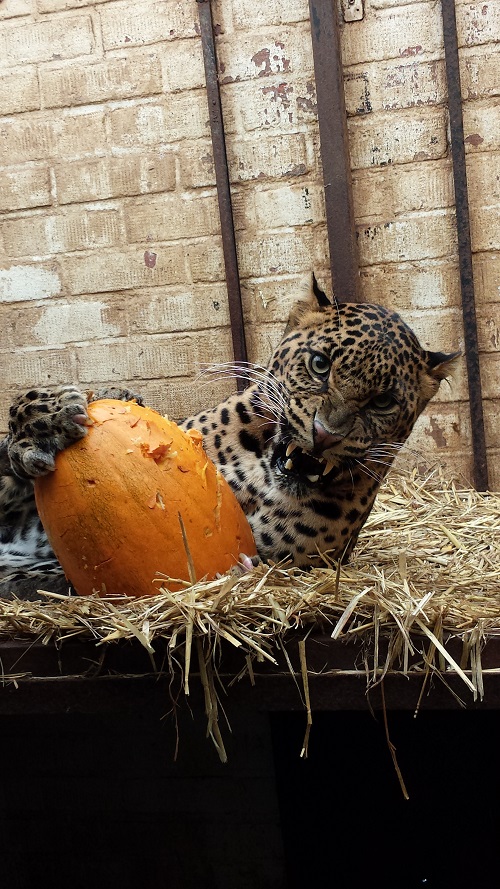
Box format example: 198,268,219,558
441,0,489,490
197,0,248,389
309,0,361,302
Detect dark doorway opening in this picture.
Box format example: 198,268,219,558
271,709,499,889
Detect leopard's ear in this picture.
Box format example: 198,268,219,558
285,273,331,332
421,350,462,399
312,272,332,307
427,350,462,380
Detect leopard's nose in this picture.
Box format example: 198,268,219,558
313,420,343,451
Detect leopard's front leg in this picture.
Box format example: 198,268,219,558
0,385,145,580
7,385,91,480
6,384,145,481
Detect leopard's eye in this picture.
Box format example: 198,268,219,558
369,393,397,411
308,352,331,378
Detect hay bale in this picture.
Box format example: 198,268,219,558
1,468,499,703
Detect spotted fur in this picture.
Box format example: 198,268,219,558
0,276,458,597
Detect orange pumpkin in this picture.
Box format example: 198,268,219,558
34,399,257,597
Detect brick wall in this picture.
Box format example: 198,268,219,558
0,0,498,487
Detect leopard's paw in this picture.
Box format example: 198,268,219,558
8,385,90,479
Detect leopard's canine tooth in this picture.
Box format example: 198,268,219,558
322,459,336,476
306,474,320,483
285,442,299,457
284,458,294,471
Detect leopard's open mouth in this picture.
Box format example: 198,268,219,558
272,439,343,487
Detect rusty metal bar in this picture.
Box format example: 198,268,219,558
441,0,489,490
308,0,361,302
197,0,248,389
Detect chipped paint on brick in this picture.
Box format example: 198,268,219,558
399,44,422,57
251,42,291,77
465,133,485,147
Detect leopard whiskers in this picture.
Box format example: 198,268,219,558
198,362,287,422
368,441,429,468
354,459,387,484
198,362,284,398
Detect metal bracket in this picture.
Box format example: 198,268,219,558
341,0,364,22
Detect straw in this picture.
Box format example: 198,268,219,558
1,467,499,708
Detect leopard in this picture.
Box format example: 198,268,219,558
0,274,458,599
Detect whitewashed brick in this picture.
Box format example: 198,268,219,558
488,449,500,490
237,230,314,278
391,161,454,212
484,403,500,451
353,161,454,219
108,94,209,146
241,276,310,324
227,134,309,182
100,0,199,50
161,38,205,92
410,402,472,454
179,141,217,188
403,307,467,396
246,322,290,367
60,245,187,295
1,347,74,388
251,183,324,230
75,330,233,383
473,252,500,305
341,4,444,66
480,352,500,400
0,300,123,351
0,165,51,212
0,0,31,17
40,53,163,109
0,68,39,116
54,152,177,204
348,108,448,168
357,210,457,266
477,302,500,352
217,26,313,84
187,240,225,283
125,193,220,243
232,0,308,28
470,205,500,252
0,16,94,67
0,263,62,303
352,168,393,219
138,376,236,422
463,102,500,152
467,153,500,205
456,1,500,48
0,111,107,164
370,0,426,8
1,209,124,258
461,46,500,99
360,259,461,312
237,77,318,133
130,284,231,334
344,59,447,116
33,301,120,345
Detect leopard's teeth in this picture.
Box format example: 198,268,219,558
322,460,336,476
284,458,294,471
285,442,300,457
307,474,320,483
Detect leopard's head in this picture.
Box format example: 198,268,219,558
258,275,460,493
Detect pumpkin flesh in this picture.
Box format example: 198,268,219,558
34,399,257,596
